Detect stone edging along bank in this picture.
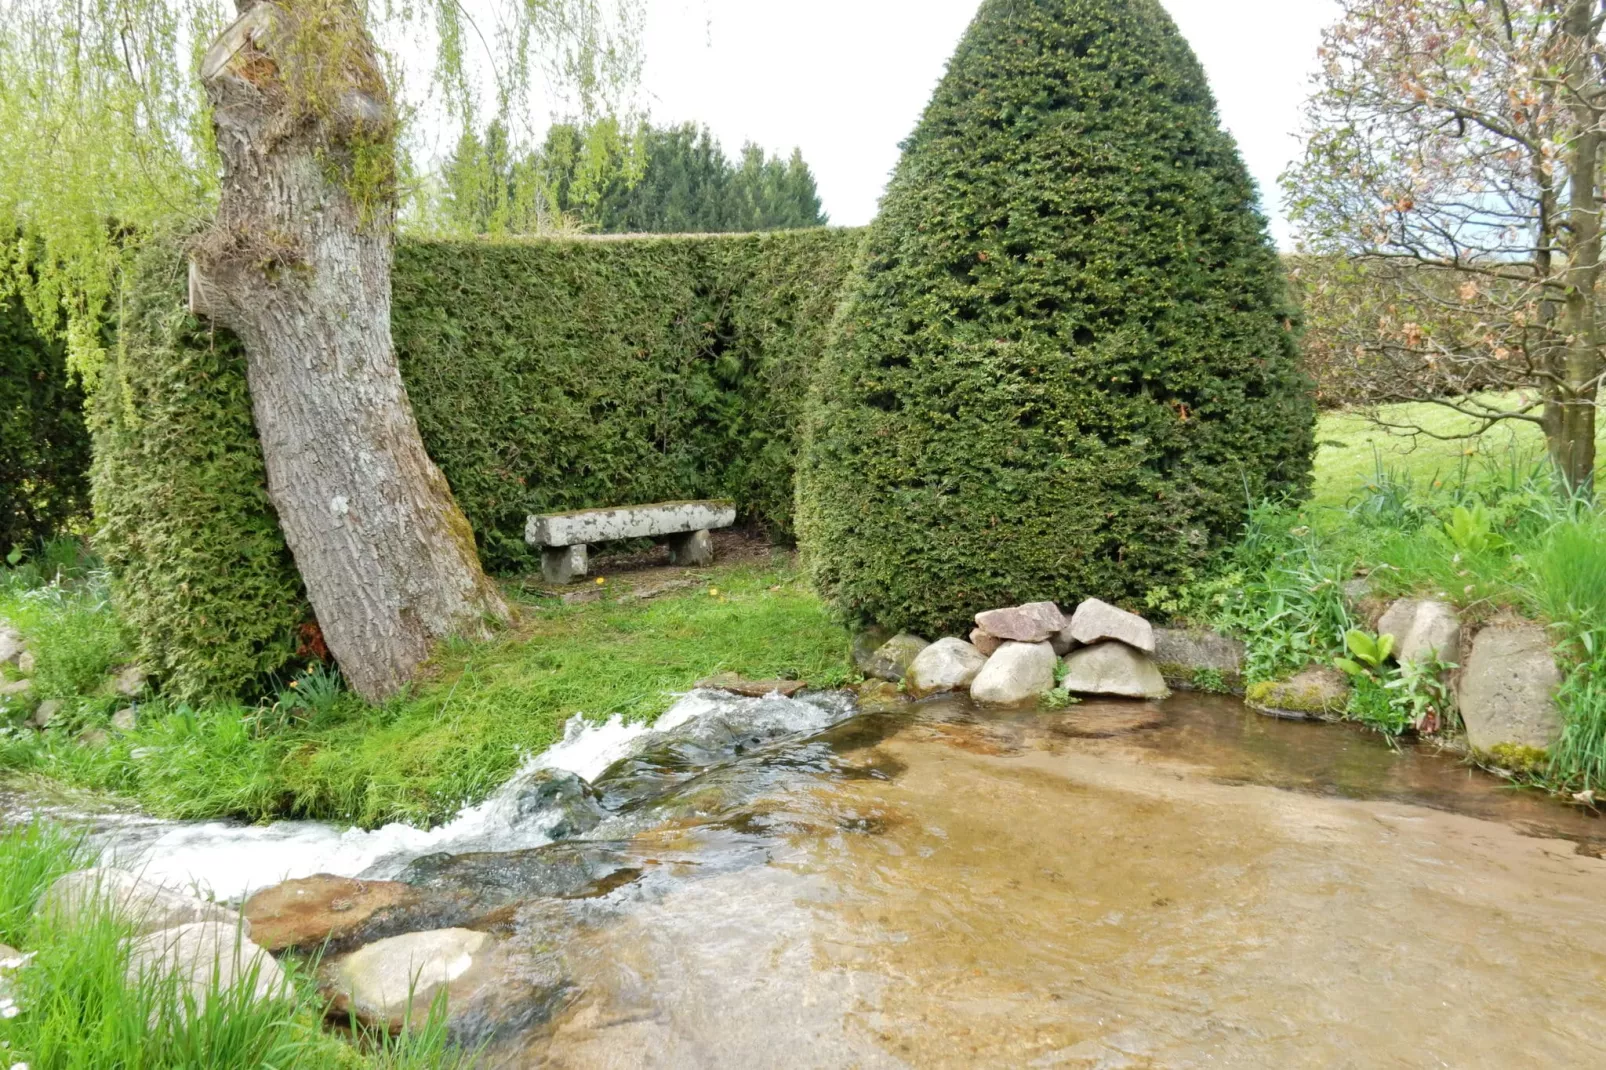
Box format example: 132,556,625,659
837,591,1565,776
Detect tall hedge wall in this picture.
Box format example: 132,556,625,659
796,0,1316,637
91,243,308,701
92,228,861,698
394,228,861,568
1,296,91,551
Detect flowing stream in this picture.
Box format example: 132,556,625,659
16,689,1606,1067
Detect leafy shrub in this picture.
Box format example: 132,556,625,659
797,0,1315,637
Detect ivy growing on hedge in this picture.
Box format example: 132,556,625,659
92,229,861,698
796,0,1316,638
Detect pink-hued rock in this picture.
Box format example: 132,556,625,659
1068,599,1156,654
974,602,1067,644
970,628,1004,656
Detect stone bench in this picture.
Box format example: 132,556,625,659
525,500,737,585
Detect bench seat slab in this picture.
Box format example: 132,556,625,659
526,500,736,548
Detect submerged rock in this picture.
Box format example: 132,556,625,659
396,841,645,906
864,633,931,682
1067,599,1156,654
974,602,1067,644
905,638,988,697
970,642,1057,706
511,768,608,841
325,927,569,1042
1246,667,1350,720
245,875,443,955
1061,642,1170,700
1460,622,1562,755
1377,599,1462,667
1153,628,1245,692
125,921,286,1016
38,868,244,937
327,928,490,1028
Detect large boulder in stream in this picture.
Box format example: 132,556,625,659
1061,642,1170,700
905,638,988,697
325,927,569,1042
970,642,1057,706
243,875,487,955
38,868,244,937
396,841,646,906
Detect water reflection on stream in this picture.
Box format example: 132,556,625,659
516,693,1606,1068
21,690,1606,1067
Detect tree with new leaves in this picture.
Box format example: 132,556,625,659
1287,0,1606,492
0,0,642,701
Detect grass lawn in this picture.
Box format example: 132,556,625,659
2,557,853,827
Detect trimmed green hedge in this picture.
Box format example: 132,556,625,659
1,296,91,551
92,229,860,697
796,0,1316,637
90,242,308,701
394,228,861,568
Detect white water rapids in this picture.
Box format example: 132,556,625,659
89,689,848,903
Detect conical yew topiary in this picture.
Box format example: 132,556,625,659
797,0,1315,636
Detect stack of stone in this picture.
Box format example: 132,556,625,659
857,597,1171,706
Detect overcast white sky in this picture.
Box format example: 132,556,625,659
632,0,1341,246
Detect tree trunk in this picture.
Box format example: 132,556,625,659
194,0,510,702
1553,0,1603,497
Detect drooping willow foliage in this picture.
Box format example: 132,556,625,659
0,0,645,381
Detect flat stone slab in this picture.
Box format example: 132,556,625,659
527,500,736,548
1068,599,1156,654
697,673,807,698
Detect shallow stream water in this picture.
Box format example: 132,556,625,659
21,691,1606,1067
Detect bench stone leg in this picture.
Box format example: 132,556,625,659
667,529,715,567
542,544,589,585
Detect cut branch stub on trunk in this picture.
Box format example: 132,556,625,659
193,0,510,702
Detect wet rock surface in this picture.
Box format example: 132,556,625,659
1247,666,1351,719
243,875,456,955
697,672,808,698
509,768,608,841
395,841,646,907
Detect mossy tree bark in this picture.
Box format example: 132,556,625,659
193,0,510,702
